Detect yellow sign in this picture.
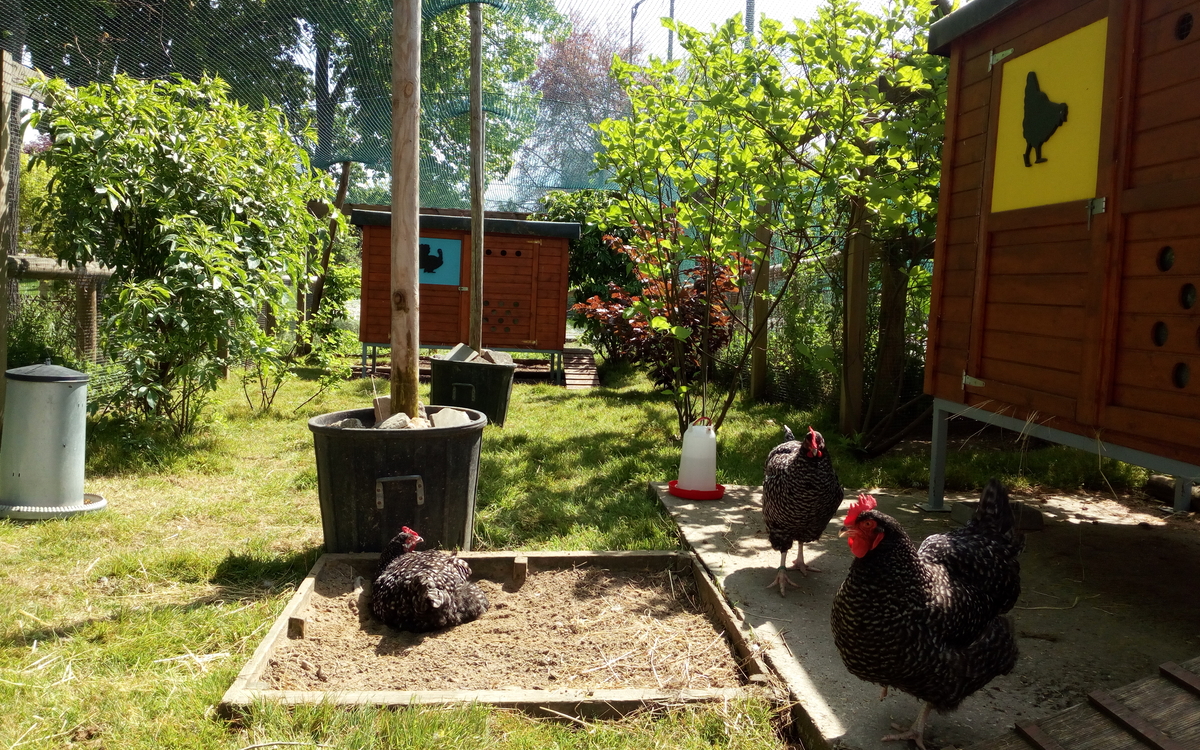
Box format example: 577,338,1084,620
990,18,1108,213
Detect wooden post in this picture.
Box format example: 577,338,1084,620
839,202,870,435
467,2,485,352
748,211,772,401
0,50,13,426
390,0,422,418
74,278,98,362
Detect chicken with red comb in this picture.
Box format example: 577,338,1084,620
831,480,1024,749
761,424,843,596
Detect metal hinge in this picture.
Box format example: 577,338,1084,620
458,286,468,291
1086,197,1106,230
962,372,986,388
989,48,1014,71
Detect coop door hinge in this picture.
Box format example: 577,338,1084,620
375,474,425,509
989,48,1014,71
1086,197,1106,230
458,286,468,291
962,372,986,388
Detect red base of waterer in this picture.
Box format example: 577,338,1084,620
667,480,726,501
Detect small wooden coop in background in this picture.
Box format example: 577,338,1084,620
353,209,580,358
924,0,1200,505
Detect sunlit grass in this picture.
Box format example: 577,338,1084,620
0,363,1149,748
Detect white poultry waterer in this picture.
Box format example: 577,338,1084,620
668,417,725,500
0,363,106,520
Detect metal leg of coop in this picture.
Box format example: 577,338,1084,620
360,343,368,378
920,402,951,512
1174,477,1193,513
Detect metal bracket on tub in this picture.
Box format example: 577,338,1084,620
375,475,425,509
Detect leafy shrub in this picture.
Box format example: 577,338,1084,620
6,286,83,370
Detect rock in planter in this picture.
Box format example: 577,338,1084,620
480,349,514,366
430,408,471,429
377,412,411,430
330,417,365,429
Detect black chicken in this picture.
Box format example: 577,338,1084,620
762,426,844,596
831,480,1024,749
370,526,490,633
1022,71,1068,168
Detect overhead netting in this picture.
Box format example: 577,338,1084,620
2,0,887,212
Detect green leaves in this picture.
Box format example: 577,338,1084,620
31,74,338,435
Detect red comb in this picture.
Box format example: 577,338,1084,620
844,494,876,525
401,526,420,536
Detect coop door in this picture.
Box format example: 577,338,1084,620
417,231,469,347
482,235,540,348
962,13,1113,423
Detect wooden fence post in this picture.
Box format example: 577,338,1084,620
390,0,422,418
468,1,485,352
0,50,14,426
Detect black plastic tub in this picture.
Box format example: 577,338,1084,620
429,358,517,426
308,406,486,553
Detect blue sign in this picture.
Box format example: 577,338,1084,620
418,237,461,286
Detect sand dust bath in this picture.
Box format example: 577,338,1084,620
264,559,745,692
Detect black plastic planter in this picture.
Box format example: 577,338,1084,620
429,358,517,426
308,406,486,553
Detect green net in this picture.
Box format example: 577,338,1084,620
3,0,887,211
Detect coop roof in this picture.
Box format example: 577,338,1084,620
351,210,581,240
928,0,1026,56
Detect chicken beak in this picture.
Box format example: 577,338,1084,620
838,526,850,538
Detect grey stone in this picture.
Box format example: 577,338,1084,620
329,418,364,429
444,342,477,362
376,412,411,430
481,349,514,366
431,408,471,428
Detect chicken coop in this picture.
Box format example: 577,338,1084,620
353,209,580,370
924,0,1200,508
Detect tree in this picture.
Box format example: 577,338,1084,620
31,74,339,434
594,0,946,444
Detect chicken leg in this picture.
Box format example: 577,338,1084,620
883,701,933,750
789,542,821,574
767,551,801,596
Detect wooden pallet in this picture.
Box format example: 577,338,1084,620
563,347,599,389
970,657,1200,750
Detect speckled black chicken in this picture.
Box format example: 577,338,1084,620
762,425,844,596
831,480,1024,749
369,526,489,633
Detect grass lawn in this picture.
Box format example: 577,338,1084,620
0,366,1150,748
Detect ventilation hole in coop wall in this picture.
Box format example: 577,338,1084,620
1182,283,1197,310
504,327,511,332
1153,322,1169,346
513,301,520,307
500,250,507,256
1177,12,1194,40
1173,363,1190,389
1158,246,1175,272
486,249,492,255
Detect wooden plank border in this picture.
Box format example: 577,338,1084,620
218,550,772,719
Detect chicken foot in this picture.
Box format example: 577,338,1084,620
788,543,821,574
767,551,801,596
882,701,933,750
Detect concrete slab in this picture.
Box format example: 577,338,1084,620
652,482,1200,750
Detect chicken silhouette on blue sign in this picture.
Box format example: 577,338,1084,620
416,237,461,285
1022,71,1068,167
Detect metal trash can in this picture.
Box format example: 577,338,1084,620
0,364,106,520
430,358,517,426
308,405,486,553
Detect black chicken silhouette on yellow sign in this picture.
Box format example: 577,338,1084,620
1022,71,1068,167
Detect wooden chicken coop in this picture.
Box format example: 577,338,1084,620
353,210,580,370
924,0,1200,509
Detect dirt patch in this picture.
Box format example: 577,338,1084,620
264,561,743,692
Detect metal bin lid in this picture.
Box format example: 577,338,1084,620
5,364,90,383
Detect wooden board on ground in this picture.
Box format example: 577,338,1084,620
563,348,599,389
219,550,773,719
968,656,1200,750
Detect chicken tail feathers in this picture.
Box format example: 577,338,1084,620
783,425,795,443
974,478,1020,542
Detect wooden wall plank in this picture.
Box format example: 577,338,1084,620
1131,157,1200,186
1113,382,1200,419
1139,1,1200,57
981,330,1084,373
952,162,985,193
1119,277,1200,313
989,240,1091,275
1131,119,1200,170
1136,37,1200,95
980,357,1082,397
970,378,1078,419
1124,238,1200,275
1114,348,1200,388
987,274,1088,306
943,244,979,271
985,302,1087,338
1143,0,1197,21
1118,312,1200,353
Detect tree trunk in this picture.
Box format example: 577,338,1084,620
308,160,352,321
866,245,910,431
839,200,870,435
